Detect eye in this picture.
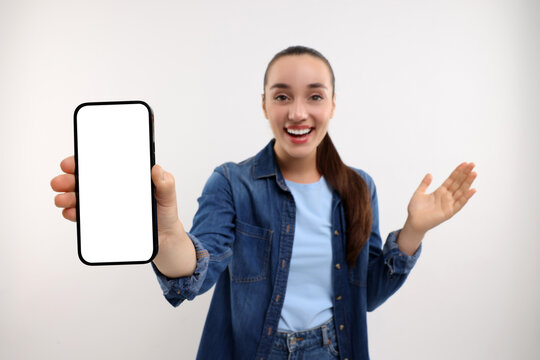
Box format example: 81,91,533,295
311,94,323,101
274,94,289,102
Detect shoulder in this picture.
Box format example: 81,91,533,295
201,151,257,194
212,155,255,181
348,166,375,186
200,155,259,198
348,166,376,195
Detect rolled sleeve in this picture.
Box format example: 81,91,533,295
151,232,210,307
383,229,422,275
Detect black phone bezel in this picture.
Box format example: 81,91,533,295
73,100,158,266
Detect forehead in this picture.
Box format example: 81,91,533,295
266,55,332,89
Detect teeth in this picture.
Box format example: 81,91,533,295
286,128,312,135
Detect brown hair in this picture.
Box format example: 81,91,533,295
263,45,372,267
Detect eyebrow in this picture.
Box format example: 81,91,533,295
269,82,328,90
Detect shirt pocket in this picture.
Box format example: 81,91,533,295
229,219,273,283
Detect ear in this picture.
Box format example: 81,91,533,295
261,93,268,119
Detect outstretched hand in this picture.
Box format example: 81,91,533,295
405,162,477,234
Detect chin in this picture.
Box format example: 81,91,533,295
284,145,316,159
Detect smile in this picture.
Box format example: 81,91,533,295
284,127,313,137
283,127,314,144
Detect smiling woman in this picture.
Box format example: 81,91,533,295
50,45,477,360
261,47,373,270
263,52,335,167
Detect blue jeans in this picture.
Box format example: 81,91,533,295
268,317,340,360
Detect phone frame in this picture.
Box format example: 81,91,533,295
73,100,158,266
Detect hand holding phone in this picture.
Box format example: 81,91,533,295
51,100,196,274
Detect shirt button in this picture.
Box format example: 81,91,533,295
334,230,339,236
339,324,345,331
336,295,342,301
335,263,341,270
176,290,181,295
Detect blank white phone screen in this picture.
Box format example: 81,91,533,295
75,102,155,264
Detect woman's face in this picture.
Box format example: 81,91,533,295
262,54,336,162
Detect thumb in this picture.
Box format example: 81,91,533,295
151,164,177,207
415,173,433,194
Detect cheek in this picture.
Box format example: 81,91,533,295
313,108,332,125
266,109,286,126
311,102,331,115
267,116,284,132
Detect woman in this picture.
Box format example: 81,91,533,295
51,46,477,360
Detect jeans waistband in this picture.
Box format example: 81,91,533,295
274,317,337,352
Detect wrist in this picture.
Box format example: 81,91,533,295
402,217,427,239
154,219,196,278
397,218,426,256
159,219,187,249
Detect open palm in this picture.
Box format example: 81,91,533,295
406,162,477,233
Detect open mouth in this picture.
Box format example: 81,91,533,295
283,127,314,144
284,127,313,137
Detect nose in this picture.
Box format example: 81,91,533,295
288,99,308,121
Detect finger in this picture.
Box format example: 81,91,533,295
151,164,178,208
448,162,475,194
441,162,467,191
453,188,477,213
415,173,433,194
60,156,75,174
50,174,75,192
62,207,77,222
54,192,76,208
450,171,475,203
448,163,469,193
453,171,477,197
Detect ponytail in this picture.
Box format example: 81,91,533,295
316,133,372,267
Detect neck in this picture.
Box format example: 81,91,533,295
274,143,321,184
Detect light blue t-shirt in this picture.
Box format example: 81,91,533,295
278,175,335,332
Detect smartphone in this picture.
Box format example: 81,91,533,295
73,100,158,265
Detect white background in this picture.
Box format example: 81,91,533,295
1,0,539,359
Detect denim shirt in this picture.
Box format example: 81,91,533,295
151,138,422,360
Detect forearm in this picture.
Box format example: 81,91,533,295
396,218,425,256
152,219,197,278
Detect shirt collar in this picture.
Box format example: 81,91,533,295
252,138,341,205
252,138,288,190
